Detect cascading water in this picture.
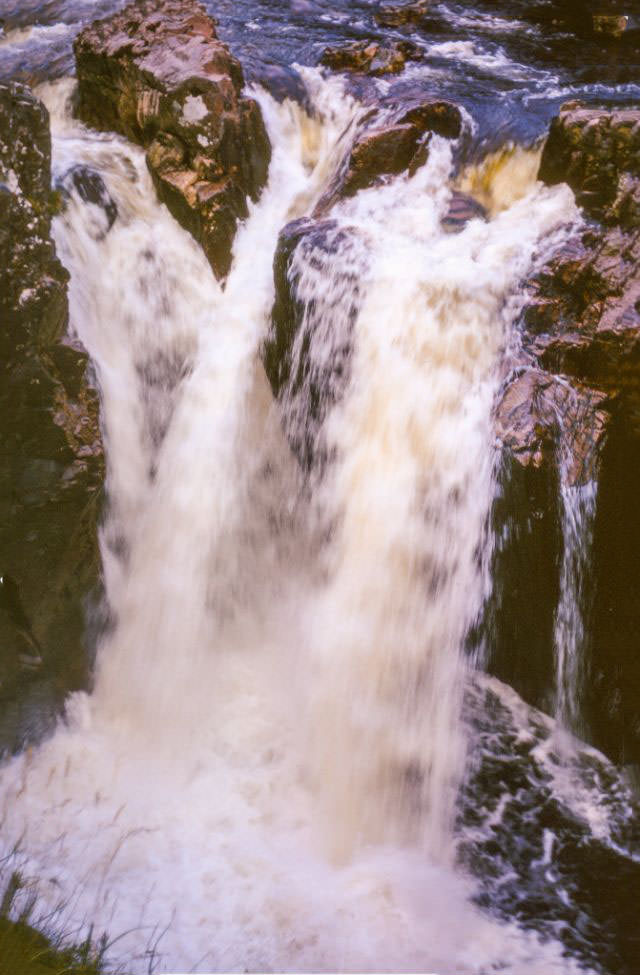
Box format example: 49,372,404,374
553,472,597,737
0,68,603,975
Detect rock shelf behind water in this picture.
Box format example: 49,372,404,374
74,0,272,280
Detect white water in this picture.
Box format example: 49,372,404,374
553,474,597,737
0,72,586,974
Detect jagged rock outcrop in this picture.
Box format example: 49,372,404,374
539,102,640,223
0,83,104,749
74,0,271,280
491,102,640,769
320,39,422,77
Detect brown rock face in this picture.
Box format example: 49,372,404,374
315,97,462,212
375,1,432,28
0,83,104,749
320,39,422,77
539,101,640,222
74,0,271,279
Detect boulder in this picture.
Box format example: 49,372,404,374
375,1,432,28
73,0,271,280
539,102,640,222
0,83,104,749
316,97,462,212
495,366,608,487
491,103,640,769
320,39,422,77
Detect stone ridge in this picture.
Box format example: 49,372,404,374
74,0,271,280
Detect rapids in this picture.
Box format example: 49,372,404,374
2,4,640,975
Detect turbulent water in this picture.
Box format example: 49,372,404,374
2,2,640,974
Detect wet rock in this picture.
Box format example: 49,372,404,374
0,83,104,750
59,165,118,238
316,98,462,213
375,1,432,28
495,367,608,487
73,0,271,280
262,217,366,469
320,39,422,77
592,14,633,39
539,101,640,222
441,190,487,233
459,674,640,975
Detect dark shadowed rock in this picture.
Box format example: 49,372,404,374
0,83,104,750
73,0,271,280
491,102,640,770
539,101,640,222
320,39,422,77
375,0,432,28
262,217,367,469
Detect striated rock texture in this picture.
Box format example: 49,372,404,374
0,83,104,750
74,0,271,280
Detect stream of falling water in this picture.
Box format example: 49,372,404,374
0,72,588,974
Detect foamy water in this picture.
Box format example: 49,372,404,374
0,70,592,974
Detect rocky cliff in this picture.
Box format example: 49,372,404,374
0,82,104,749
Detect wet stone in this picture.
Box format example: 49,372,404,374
73,0,272,280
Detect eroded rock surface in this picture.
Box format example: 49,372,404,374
0,83,104,749
74,0,271,279
539,102,640,223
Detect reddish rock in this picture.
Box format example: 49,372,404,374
495,367,608,486
320,39,422,77
74,0,271,279
539,101,640,221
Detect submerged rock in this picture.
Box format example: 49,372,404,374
73,0,271,280
0,83,104,749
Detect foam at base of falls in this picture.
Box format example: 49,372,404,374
0,70,593,974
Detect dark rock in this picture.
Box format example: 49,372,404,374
320,39,423,77
0,82,104,751
495,367,608,486
262,217,367,469
441,190,487,233
375,0,432,28
490,102,640,769
59,165,118,238
316,98,462,213
539,101,640,222
73,0,271,280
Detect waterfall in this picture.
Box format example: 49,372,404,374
0,71,585,974
553,467,598,737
